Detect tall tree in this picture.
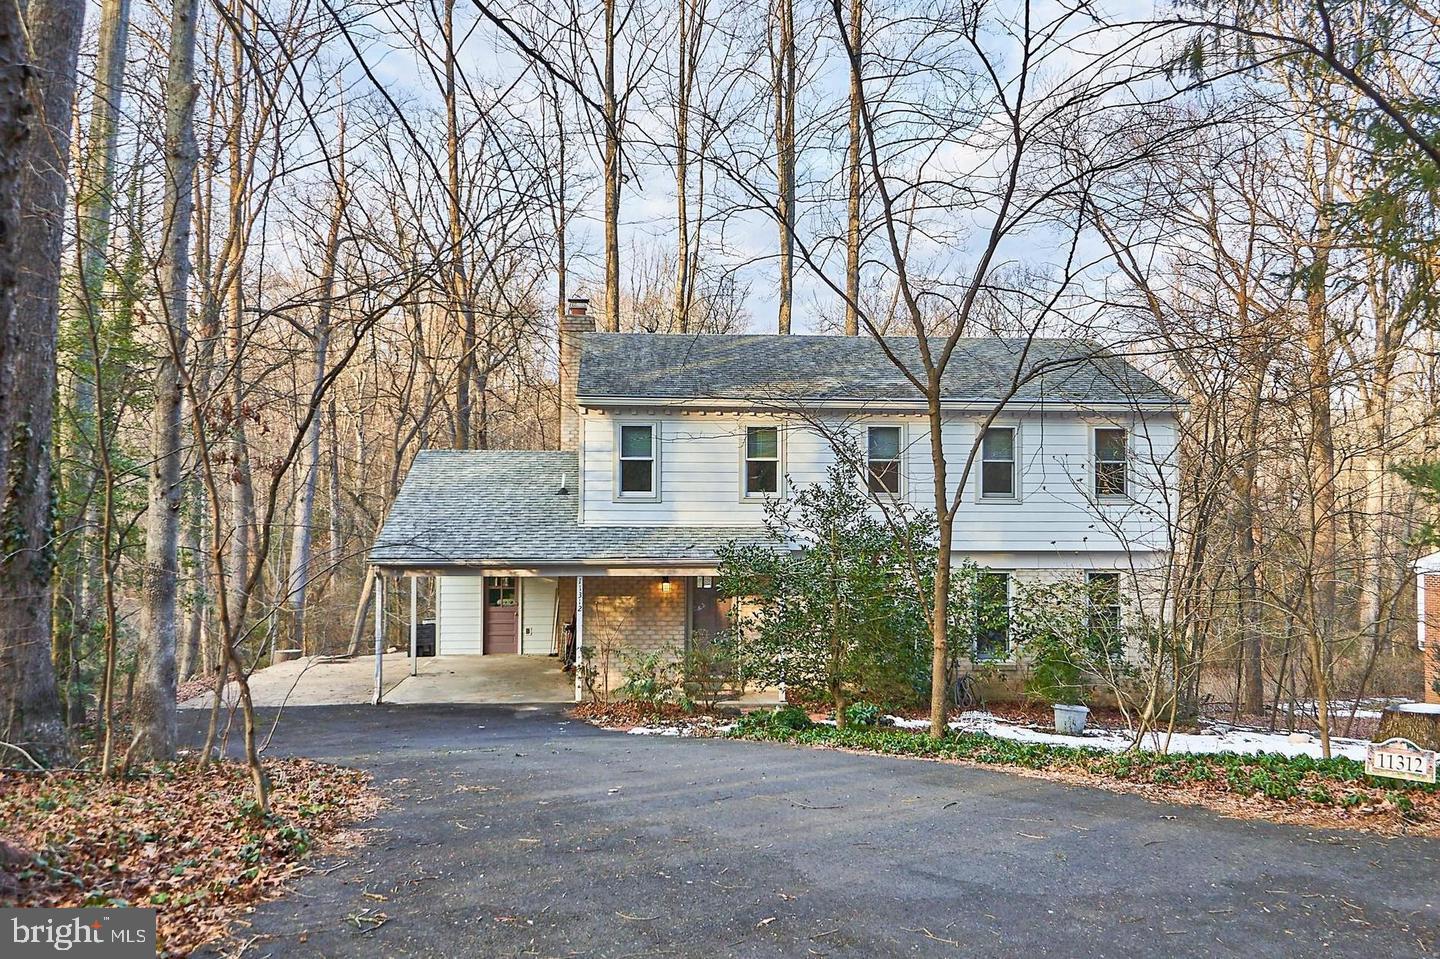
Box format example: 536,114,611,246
133,0,201,761
58,0,132,723
0,0,84,761
286,149,348,655
842,0,861,336
769,0,796,333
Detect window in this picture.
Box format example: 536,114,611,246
1094,427,1128,497
867,426,902,495
744,426,780,497
975,571,1011,660
1087,572,1122,647
486,576,517,607
618,423,656,497
980,427,1017,499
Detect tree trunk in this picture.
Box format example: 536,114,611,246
60,0,131,671
134,0,200,763
0,0,83,763
772,0,796,334
286,175,343,656
602,0,621,332
346,564,377,657
1374,706,1440,752
843,0,862,336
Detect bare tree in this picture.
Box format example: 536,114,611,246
0,0,85,762
133,0,201,763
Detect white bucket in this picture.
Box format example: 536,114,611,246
1053,703,1090,735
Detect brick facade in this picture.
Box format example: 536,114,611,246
581,575,689,698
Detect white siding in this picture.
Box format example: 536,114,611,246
579,408,1177,556
521,577,560,655
437,575,483,654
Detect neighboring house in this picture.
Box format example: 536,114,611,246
370,299,1182,701
1418,551,1440,704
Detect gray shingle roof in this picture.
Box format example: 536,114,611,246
370,450,770,567
577,333,1178,406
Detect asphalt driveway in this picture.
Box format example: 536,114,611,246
184,705,1439,958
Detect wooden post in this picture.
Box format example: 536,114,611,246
574,575,585,703
409,574,418,677
372,569,384,705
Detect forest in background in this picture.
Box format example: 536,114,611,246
1,0,1438,782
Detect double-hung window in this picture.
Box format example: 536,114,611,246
975,571,1011,660
744,426,780,497
1094,427,1128,498
1086,572,1123,648
867,426,902,495
979,426,1017,500
618,423,657,498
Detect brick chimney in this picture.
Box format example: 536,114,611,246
559,297,595,451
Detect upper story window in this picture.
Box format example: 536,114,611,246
975,570,1011,660
744,426,780,497
1086,571,1123,647
866,426,902,495
618,423,657,498
980,426,1017,499
1094,427,1128,498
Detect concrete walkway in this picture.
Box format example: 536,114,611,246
178,654,574,709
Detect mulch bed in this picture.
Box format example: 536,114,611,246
571,701,739,730
0,757,378,957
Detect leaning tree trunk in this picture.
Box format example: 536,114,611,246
133,0,199,763
60,0,132,705
285,176,343,656
1374,705,1440,752
0,0,84,764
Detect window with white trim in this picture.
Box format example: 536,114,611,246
744,426,779,497
1094,427,1128,497
980,427,1017,499
975,571,1011,660
618,423,657,497
867,426,902,495
1087,572,1123,647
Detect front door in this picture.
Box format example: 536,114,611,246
484,576,519,654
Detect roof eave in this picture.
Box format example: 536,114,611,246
576,394,1186,412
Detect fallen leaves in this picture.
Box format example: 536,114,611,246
0,757,377,957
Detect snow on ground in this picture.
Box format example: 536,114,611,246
885,712,1372,761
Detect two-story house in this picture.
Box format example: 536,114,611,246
369,299,1181,701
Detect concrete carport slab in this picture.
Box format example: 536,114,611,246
178,654,574,709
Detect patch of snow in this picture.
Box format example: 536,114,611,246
624,722,734,737
881,712,1372,761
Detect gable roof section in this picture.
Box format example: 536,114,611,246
370,450,770,568
577,333,1178,407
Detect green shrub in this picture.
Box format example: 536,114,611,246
843,700,881,727
617,647,685,707
725,722,1438,811
735,705,814,734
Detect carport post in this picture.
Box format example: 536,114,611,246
372,569,384,705
409,575,418,676
574,576,585,703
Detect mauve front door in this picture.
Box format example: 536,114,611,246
484,577,519,654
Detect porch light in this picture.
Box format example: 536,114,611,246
660,576,672,593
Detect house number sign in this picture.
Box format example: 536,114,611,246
1365,738,1437,784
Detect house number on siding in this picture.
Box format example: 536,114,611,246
1364,738,1437,784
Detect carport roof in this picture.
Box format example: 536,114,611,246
369,450,771,569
